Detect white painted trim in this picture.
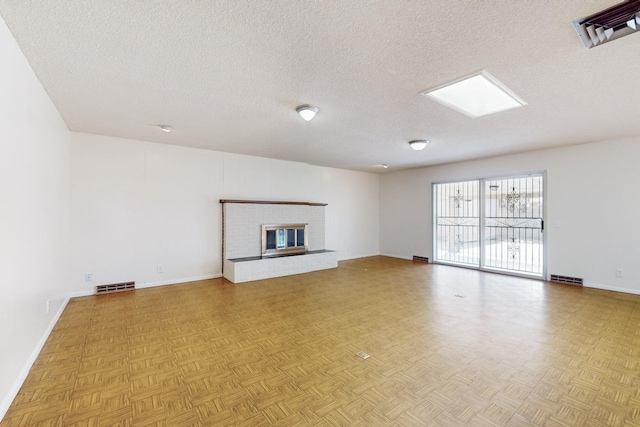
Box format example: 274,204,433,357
68,289,95,298
137,274,222,289
583,282,640,295
337,253,381,261
67,274,224,298
378,253,413,261
0,298,70,422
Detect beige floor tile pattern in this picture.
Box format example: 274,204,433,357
2,256,640,426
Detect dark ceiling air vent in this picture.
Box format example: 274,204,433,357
573,0,640,48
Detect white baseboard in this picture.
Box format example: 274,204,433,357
583,281,640,295
68,289,94,298
378,253,413,261
337,253,381,261
67,274,224,298
0,297,70,422
137,274,222,289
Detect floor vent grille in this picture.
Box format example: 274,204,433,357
550,274,583,286
412,256,429,263
96,281,135,295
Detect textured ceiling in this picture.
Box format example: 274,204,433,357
2,1,639,172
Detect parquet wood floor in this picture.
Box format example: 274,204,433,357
3,256,640,426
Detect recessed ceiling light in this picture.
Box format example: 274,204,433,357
380,164,389,169
421,70,526,118
296,105,319,121
409,140,429,150
159,125,173,133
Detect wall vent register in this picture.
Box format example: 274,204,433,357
549,274,583,286
261,223,308,257
96,281,135,295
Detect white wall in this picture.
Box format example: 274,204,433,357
380,138,640,294
320,167,380,259
70,134,225,292
0,16,71,418
70,133,380,294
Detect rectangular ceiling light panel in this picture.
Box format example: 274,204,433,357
420,70,527,118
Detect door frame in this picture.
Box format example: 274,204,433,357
431,170,547,280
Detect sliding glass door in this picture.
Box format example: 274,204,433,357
433,174,544,277
434,180,480,267
483,176,544,275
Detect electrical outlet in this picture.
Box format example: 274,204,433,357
84,273,93,282
616,268,624,278
157,265,164,273
46,299,50,314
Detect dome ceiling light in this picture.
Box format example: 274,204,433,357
409,140,429,151
296,105,319,121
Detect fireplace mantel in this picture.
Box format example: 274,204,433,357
220,199,327,206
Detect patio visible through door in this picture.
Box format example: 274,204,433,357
434,174,544,277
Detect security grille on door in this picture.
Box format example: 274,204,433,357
484,176,544,275
434,180,480,267
433,174,544,277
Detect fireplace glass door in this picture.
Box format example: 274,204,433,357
277,229,286,249
262,223,308,257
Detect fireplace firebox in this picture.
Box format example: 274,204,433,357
261,223,308,257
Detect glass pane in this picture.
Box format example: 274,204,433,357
434,175,544,277
434,180,480,266
287,229,295,247
484,175,543,275
276,229,286,249
266,230,276,249
296,229,305,247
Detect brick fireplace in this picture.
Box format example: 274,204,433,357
220,200,337,283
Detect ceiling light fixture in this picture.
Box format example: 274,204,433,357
380,164,389,169
159,125,173,133
296,105,319,121
421,70,526,118
409,140,429,151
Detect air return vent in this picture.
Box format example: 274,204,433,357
412,255,429,263
96,281,135,295
549,274,583,286
573,0,640,48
